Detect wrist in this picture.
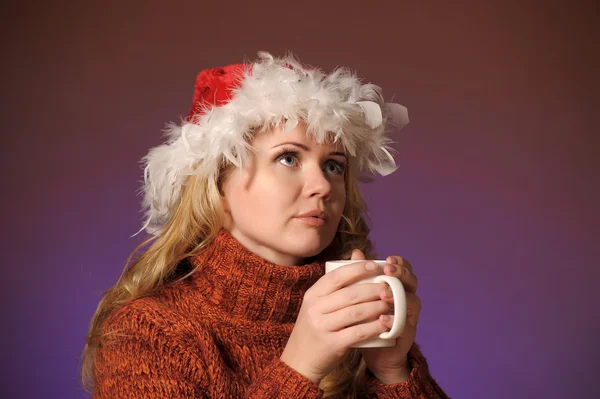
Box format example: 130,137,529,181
280,353,323,385
368,359,412,385
372,368,410,385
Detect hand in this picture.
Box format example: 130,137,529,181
353,250,421,385
280,259,393,384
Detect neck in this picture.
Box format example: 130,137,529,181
226,227,304,266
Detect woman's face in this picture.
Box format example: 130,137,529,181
220,122,347,266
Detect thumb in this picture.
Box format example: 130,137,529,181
351,249,367,261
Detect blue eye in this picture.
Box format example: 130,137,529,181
275,150,345,175
277,153,298,167
325,160,346,175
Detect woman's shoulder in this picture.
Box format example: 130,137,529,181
101,279,201,341
101,296,172,338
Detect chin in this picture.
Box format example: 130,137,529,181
286,234,333,259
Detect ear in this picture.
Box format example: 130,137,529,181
220,192,233,230
218,170,230,213
221,194,230,212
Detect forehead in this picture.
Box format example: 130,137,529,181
252,122,345,152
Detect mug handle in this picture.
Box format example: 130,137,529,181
373,275,407,339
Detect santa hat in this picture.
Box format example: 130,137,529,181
139,52,409,236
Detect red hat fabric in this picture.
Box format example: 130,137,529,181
186,64,247,121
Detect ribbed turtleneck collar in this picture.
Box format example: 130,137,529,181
189,229,325,324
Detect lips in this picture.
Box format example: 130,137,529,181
296,210,328,221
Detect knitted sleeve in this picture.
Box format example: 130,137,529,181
364,343,450,399
245,357,323,399
92,300,323,399
92,305,209,398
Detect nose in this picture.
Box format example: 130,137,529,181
302,164,332,199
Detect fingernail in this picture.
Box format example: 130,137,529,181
387,264,397,273
365,261,377,271
381,314,393,323
384,286,393,297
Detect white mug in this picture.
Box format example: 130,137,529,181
325,260,406,348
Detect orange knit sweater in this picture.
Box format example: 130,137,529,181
93,229,448,398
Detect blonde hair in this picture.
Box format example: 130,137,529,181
81,158,375,398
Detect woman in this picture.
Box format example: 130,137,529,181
82,52,448,398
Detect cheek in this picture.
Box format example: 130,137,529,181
262,168,305,199
250,171,286,201
230,172,295,215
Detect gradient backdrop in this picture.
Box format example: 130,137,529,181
2,1,598,398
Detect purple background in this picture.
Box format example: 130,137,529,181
3,1,598,398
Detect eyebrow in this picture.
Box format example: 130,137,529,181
271,141,347,158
